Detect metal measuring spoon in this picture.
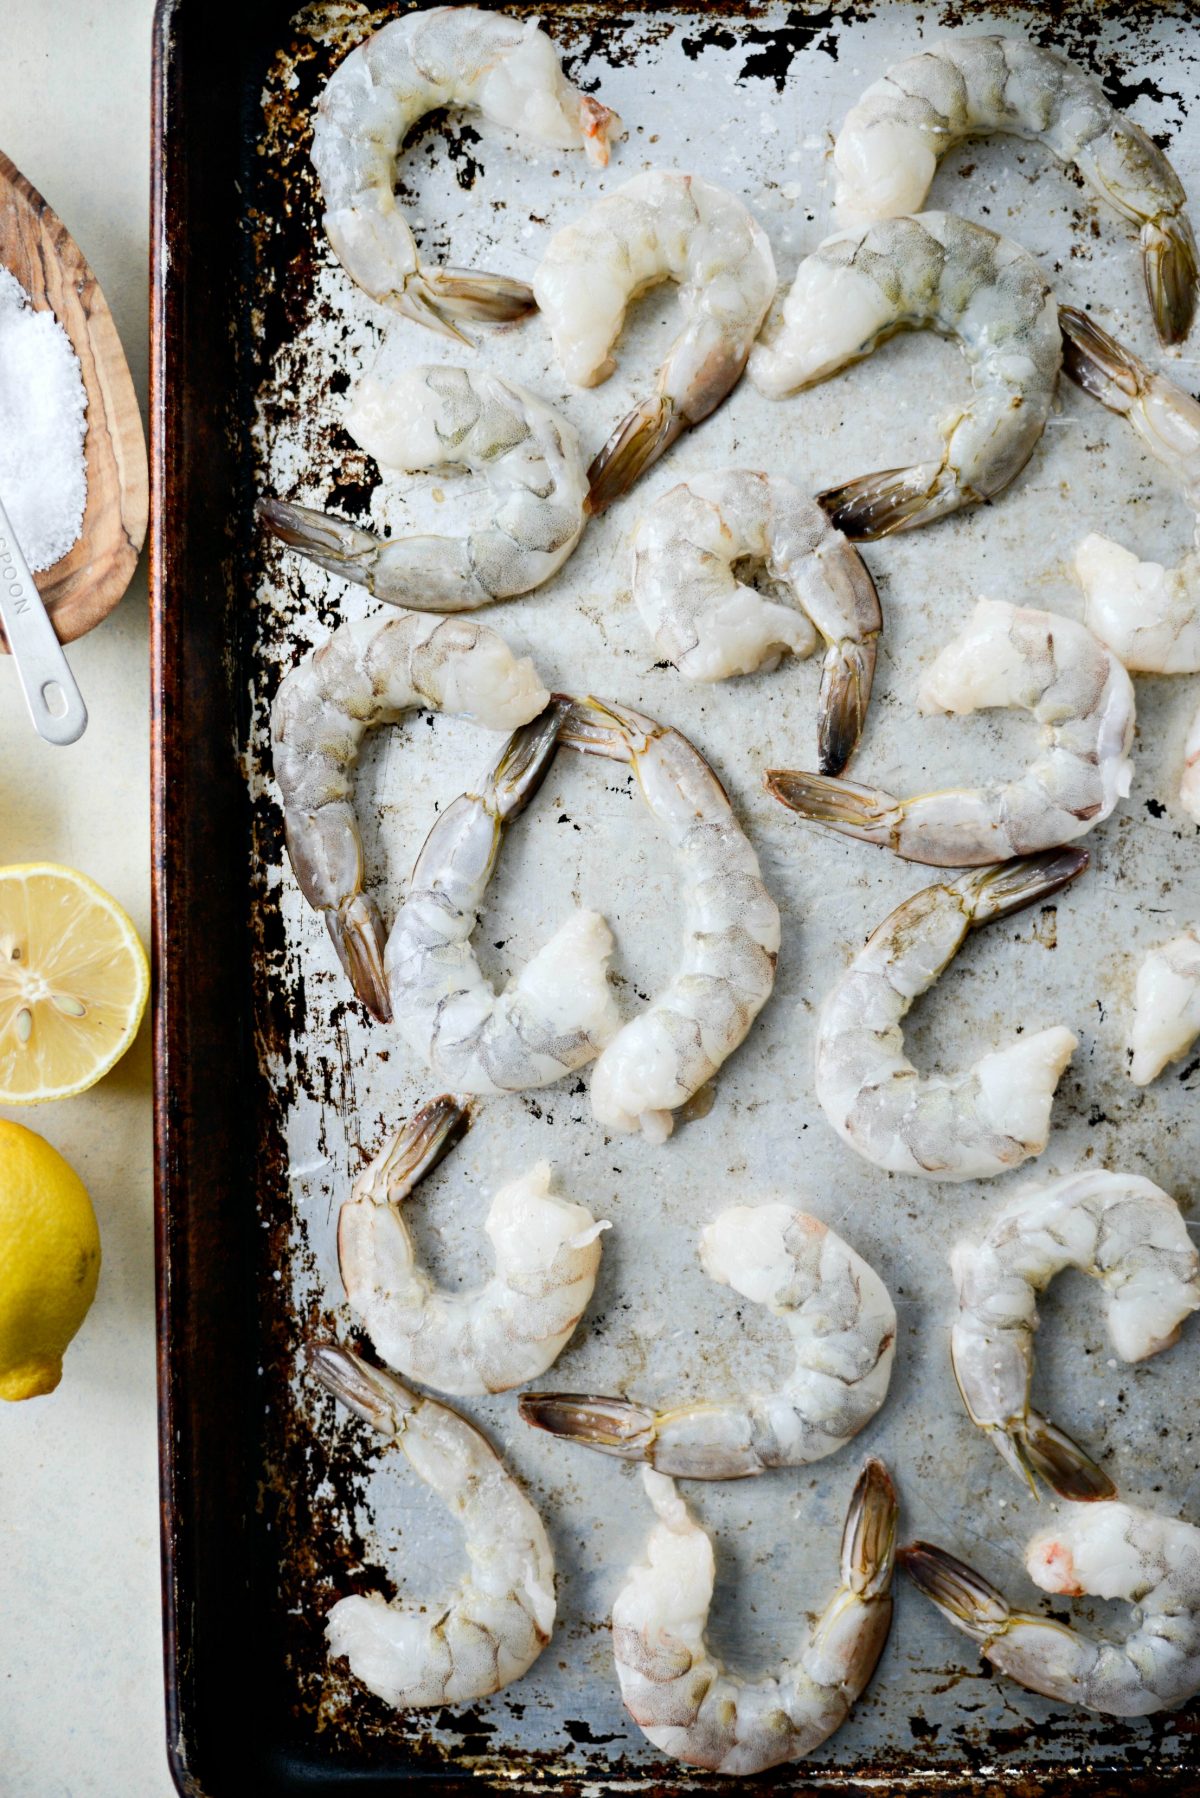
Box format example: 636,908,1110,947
0,487,87,744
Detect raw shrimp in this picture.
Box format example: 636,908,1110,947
261,364,588,611
767,598,1136,866
270,612,548,1021
560,698,781,1142
1061,307,1200,821
630,471,882,773
813,852,1085,1182
1128,929,1200,1086
903,1499,1200,1716
384,699,620,1093
832,36,1198,346
521,1203,895,1478
338,1093,609,1396
951,1171,1200,1500
749,213,1061,539
307,1342,556,1708
611,1459,897,1773
1183,706,1200,820
311,7,620,340
533,172,777,513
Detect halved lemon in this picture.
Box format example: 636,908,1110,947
0,864,149,1104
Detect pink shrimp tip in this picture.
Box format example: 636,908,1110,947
1029,1539,1083,1596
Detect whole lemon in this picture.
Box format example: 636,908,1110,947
0,1120,100,1400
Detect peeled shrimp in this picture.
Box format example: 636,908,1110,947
1129,929,1200,1086
261,364,588,611
952,1171,1200,1501
630,471,882,773
338,1095,609,1397
813,852,1085,1182
521,1203,895,1478
903,1500,1200,1716
270,612,547,1021
533,172,777,513
833,35,1198,346
749,213,1061,538
560,698,781,1142
308,1342,555,1708
1061,307,1200,821
384,699,619,1093
768,598,1135,866
311,7,620,339
612,1459,896,1773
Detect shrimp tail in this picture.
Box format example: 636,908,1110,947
484,694,575,820
558,695,641,764
306,1341,417,1437
585,396,684,516
1141,213,1199,347
1012,1414,1117,1504
417,265,538,329
817,637,878,776
818,459,960,540
962,849,1090,927
353,1094,470,1206
1059,306,1149,413
328,892,392,1023
763,770,901,846
260,498,383,590
518,1392,657,1460
843,1458,898,1599
899,1541,1011,1643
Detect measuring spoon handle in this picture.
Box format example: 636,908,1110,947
0,491,88,745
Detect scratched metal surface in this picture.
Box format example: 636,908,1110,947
244,0,1200,1781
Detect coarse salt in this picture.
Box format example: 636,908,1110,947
0,266,88,571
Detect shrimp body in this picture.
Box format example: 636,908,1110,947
1061,308,1200,820
533,173,777,512
271,613,548,1021
631,471,882,772
1129,930,1200,1086
833,35,1197,346
384,701,620,1094
560,699,781,1142
952,1171,1200,1499
308,1343,556,1708
261,365,588,611
521,1203,895,1478
904,1501,1200,1716
612,1459,896,1773
312,7,620,339
338,1095,608,1397
768,599,1135,866
814,854,1085,1182
749,213,1061,538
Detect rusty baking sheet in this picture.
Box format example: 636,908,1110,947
153,1,1200,1791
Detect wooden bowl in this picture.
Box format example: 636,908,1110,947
0,150,148,647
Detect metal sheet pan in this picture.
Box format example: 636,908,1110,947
153,1,1200,1790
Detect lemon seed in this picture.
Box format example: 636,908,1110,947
15,1008,32,1043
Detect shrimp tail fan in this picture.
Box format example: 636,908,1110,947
764,770,898,846
899,1541,1011,1641
818,459,960,539
1059,306,1149,413
586,396,684,516
328,893,392,1023
519,1392,655,1460
1018,1414,1117,1503
1141,212,1199,347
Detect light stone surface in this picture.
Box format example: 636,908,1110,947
0,2,169,1794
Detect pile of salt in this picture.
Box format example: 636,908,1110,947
0,267,88,572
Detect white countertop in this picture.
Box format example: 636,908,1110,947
0,2,171,1792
